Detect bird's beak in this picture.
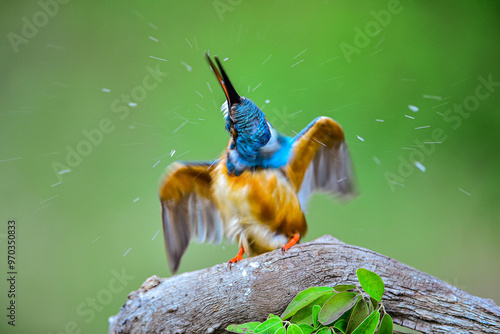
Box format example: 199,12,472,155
205,53,241,111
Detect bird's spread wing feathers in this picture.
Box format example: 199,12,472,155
287,117,356,211
159,162,223,274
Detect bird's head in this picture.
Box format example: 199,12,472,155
206,53,272,171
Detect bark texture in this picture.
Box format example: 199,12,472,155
109,235,500,334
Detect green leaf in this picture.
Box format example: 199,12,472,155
254,317,282,333
312,304,321,328
351,310,380,334
291,292,335,325
345,299,369,334
274,327,286,334
338,307,354,324
333,318,348,333
268,322,284,334
333,284,356,292
376,314,393,334
298,323,314,334
368,297,379,314
318,292,359,325
281,287,334,319
290,311,312,325
356,269,385,302
287,324,304,334
316,328,332,334
227,322,261,333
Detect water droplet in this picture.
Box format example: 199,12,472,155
408,105,419,112
181,61,192,72
149,55,167,62
414,161,426,172
123,248,132,257
459,188,471,196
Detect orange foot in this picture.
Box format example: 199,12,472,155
227,247,245,270
282,233,301,253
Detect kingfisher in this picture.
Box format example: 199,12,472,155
159,53,355,274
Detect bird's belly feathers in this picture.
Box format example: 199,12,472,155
211,161,307,256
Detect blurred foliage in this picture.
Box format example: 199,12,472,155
0,1,499,333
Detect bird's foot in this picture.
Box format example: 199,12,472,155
227,246,245,270
282,233,301,254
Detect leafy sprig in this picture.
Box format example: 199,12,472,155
227,268,393,334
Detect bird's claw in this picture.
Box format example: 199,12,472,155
281,233,301,255
227,247,245,270
227,261,234,270
281,244,292,254
227,258,242,271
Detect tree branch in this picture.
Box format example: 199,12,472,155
108,235,500,334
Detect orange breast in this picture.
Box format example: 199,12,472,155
211,157,307,256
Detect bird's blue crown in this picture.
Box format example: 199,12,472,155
223,98,292,175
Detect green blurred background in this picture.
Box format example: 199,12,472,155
1,0,499,332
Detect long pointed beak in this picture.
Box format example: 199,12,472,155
205,53,241,110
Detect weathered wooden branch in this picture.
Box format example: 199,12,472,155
108,235,500,334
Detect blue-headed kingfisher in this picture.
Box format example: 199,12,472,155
159,54,355,274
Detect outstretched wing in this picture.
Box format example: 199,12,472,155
286,116,356,211
159,161,223,274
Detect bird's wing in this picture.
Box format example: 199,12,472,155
286,116,356,211
159,161,223,274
